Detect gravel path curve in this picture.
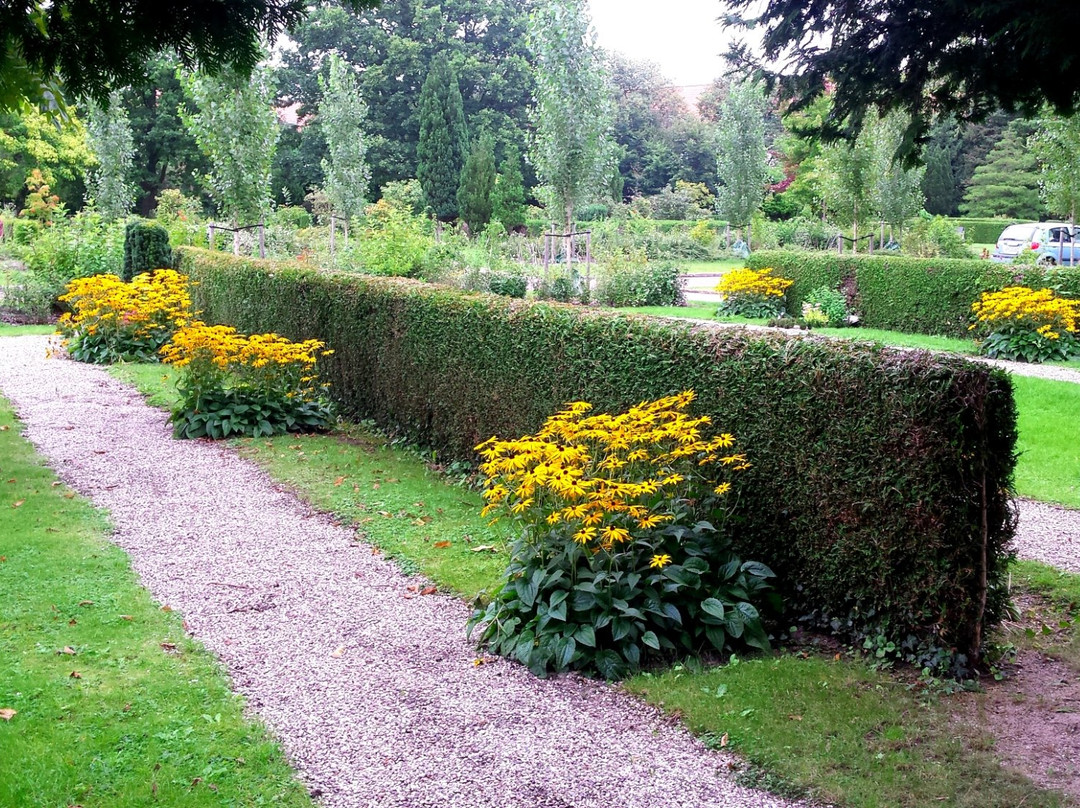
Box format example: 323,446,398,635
1015,499,1080,574
0,335,806,808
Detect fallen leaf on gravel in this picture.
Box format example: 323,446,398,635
333,476,345,486
58,646,76,655
0,708,16,720
11,500,24,508
161,605,172,612
78,600,93,607
93,450,106,455
420,586,437,596
331,645,345,658
719,733,729,748
471,545,498,553
433,541,451,549
69,671,81,679
406,584,419,592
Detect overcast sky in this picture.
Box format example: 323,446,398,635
587,0,740,86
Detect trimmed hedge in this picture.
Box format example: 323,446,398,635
177,247,1017,664
947,217,1018,245
749,250,1080,338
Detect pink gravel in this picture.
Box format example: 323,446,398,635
0,335,809,808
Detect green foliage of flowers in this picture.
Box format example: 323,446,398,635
803,285,850,326
160,324,335,439
468,393,777,678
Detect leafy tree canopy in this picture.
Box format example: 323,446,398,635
0,0,377,112
724,0,1080,159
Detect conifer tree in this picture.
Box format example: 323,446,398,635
457,134,496,233
492,144,527,231
417,53,467,221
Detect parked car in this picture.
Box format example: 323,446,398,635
992,221,1080,265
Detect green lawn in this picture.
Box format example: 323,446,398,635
676,259,744,274
1013,376,1080,507
0,322,55,336
0,395,314,808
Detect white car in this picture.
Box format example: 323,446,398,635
992,222,1079,265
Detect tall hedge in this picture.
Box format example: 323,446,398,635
749,250,1080,337
176,247,1018,663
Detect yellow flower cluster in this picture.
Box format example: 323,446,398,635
58,270,192,339
971,286,1080,340
160,322,328,372
476,391,747,552
715,267,793,299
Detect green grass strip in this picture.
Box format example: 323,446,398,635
1012,376,1080,508
0,396,314,808
0,323,56,336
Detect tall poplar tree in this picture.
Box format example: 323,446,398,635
318,53,370,222
457,134,496,233
715,79,768,233
85,89,136,219
180,64,279,225
1031,112,1080,222
417,53,468,221
527,0,616,231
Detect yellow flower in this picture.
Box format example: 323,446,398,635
649,554,672,569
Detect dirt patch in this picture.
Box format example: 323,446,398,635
958,653,1080,802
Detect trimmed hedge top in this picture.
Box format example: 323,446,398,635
749,250,1080,338
177,247,1018,664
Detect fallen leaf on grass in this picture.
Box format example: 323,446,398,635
331,645,345,658
120,615,132,621
433,541,452,549
11,500,24,508
51,481,61,487
719,732,729,748
160,642,177,652
0,708,16,720
78,600,93,607
0,425,9,431
57,646,76,655
471,545,498,553
160,605,172,612
69,671,81,679
788,714,803,721
333,476,345,486
6,478,15,483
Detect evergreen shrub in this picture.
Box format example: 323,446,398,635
178,247,1018,666
123,219,173,281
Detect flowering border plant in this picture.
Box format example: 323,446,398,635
467,391,777,679
715,267,793,318
57,270,191,364
160,323,335,439
970,286,1080,363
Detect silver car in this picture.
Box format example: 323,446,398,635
992,221,1078,264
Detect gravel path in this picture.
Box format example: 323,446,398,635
1014,499,1080,574
0,335,805,808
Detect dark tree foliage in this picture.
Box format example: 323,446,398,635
1,0,377,110
725,0,1080,158
122,56,210,216
921,120,963,216
417,54,468,221
276,0,535,196
457,134,496,233
960,120,1044,220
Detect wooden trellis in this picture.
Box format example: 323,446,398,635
207,220,266,258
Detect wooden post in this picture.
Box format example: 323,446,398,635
208,223,216,250
259,219,266,259
585,230,592,300
837,233,843,255
233,227,240,256
329,214,336,255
